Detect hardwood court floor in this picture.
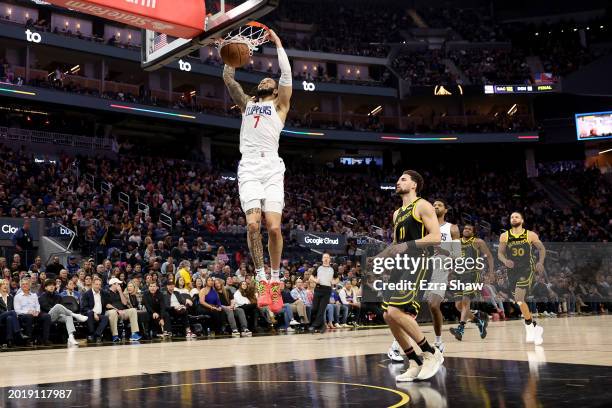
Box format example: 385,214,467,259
1,315,610,407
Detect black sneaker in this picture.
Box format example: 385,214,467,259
450,325,464,341
478,313,489,339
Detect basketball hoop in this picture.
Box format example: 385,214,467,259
214,21,270,55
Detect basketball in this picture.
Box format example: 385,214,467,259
220,42,250,68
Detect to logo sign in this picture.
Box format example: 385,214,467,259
2,225,18,234
178,59,192,72
302,81,315,91
25,29,42,43
126,0,157,8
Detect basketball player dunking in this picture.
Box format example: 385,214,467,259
498,212,546,345
388,199,458,362
222,30,292,313
449,223,494,341
376,170,444,382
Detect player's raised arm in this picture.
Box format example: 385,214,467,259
268,30,292,114
222,65,250,112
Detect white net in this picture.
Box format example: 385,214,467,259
214,22,270,55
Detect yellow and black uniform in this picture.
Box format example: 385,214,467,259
505,229,535,290
454,237,482,299
381,198,427,316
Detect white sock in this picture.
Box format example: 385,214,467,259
271,269,280,282
256,268,266,282
435,335,442,344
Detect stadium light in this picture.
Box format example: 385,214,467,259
599,148,612,154
369,106,382,116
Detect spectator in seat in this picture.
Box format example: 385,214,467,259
66,256,79,276
290,278,312,320
339,280,360,312
233,281,259,332
81,276,109,343
14,278,52,345
176,261,192,291
282,280,309,324
198,277,224,334
162,279,196,338
106,277,142,342
190,277,204,298
0,278,24,347
143,281,168,337
46,256,64,278
125,280,149,339
214,278,251,337
38,279,88,346
61,279,81,304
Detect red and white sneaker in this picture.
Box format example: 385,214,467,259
268,280,284,313
256,280,271,308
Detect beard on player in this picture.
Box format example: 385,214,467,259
256,78,278,99
462,224,475,238
510,212,524,228
433,200,447,218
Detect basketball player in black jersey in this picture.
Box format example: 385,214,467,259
375,170,443,382
449,223,494,341
498,212,546,345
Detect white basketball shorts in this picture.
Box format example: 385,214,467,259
424,255,450,300
237,153,285,214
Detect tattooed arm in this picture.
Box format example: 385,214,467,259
223,65,250,113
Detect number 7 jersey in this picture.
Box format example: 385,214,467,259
240,100,284,155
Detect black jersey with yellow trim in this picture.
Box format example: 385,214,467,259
460,236,480,271
393,197,425,244
506,228,534,271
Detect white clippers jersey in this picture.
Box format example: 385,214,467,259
240,100,284,155
440,222,453,242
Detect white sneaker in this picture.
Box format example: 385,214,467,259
231,330,240,337
72,313,88,323
549,312,557,318
334,323,341,329
289,319,300,326
395,360,422,382
416,348,444,380
525,323,535,343
341,323,350,328
286,327,296,333
67,335,79,346
532,324,544,345
434,341,445,353
387,342,404,363
241,329,252,337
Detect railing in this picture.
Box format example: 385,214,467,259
160,213,173,229
0,127,114,151
118,192,130,212
101,181,112,195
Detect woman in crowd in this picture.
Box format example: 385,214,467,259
234,281,259,332
197,277,224,334
190,277,204,298
125,280,149,339
176,276,189,295
76,270,87,292
214,279,251,336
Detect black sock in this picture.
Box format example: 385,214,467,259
417,337,435,354
525,319,532,326
459,321,466,327
404,347,423,366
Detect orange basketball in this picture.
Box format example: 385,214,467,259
220,42,250,68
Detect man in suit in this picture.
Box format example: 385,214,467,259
161,279,195,338
81,276,109,343
0,278,25,347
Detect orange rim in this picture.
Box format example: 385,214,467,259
246,21,270,31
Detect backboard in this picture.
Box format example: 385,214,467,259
141,0,279,71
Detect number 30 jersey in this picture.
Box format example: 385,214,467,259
240,100,284,155
506,229,534,271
